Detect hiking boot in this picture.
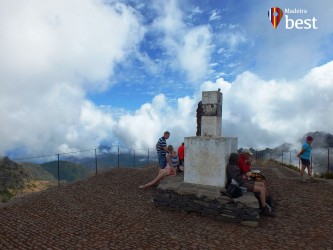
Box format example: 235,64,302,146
260,205,275,217
265,203,273,213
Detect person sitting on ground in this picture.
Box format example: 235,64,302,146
139,145,177,189
168,145,180,172
238,148,266,183
226,152,273,216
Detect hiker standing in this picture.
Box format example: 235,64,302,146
297,136,314,182
156,131,170,169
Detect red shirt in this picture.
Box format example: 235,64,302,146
237,154,251,174
178,144,184,160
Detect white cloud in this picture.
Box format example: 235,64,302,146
109,61,332,151
209,10,221,21
2,60,333,157
0,0,144,91
197,61,333,149
219,24,247,51
104,61,333,152
112,94,196,150
150,0,213,82
0,0,143,155
177,26,213,82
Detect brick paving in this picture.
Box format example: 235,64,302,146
0,161,333,249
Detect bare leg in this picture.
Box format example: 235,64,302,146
139,168,168,189
253,182,266,208
300,165,306,177
307,166,312,177
168,165,177,176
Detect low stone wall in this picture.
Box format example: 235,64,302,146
153,174,260,227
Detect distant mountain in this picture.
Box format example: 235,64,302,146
302,131,333,148
0,157,27,202
98,145,112,153
41,160,92,182
61,150,152,170
18,162,56,182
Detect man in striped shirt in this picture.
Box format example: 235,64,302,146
156,131,170,169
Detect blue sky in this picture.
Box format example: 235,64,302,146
1,0,333,157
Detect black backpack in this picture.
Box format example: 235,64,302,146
226,184,243,198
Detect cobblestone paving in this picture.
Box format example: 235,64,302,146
0,161,333,249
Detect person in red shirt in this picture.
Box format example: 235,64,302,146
177,142,185,172
237,148,253,174
237,148,274,209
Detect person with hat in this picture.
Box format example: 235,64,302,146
226,153,274,216
297,136,314,182
237,148,274,210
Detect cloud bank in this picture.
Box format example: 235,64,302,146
2,60,333,157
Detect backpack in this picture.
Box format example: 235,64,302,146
226,184,243,198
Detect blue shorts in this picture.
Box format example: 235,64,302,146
158,154,167,169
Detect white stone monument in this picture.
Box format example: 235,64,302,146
184,91,238,187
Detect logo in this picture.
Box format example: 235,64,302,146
268,7,318,30
268,7,284,29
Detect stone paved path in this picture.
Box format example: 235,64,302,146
0,161,333,249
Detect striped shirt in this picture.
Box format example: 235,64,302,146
171,155,179,168
156,136,167,155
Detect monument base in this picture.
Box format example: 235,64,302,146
184,136,238,187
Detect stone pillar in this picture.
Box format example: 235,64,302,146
201,91,222,137
184,90,238,187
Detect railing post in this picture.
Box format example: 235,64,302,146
255,150,258,165
310,155,313,176
117,146,120,167
327,148,330,174
282,150,284,164
289,151,291,165
147,148,150,165
133,149,136,167
57,154,60,187
95,148,98,175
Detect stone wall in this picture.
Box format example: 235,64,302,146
153,175,261,227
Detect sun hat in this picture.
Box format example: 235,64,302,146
241,148,253,155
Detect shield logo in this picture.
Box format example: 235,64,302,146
268,7,284,29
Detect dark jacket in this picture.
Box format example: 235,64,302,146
226,153,245,188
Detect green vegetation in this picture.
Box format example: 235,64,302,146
0,189,15,203
18,162,56,181
319,172,333,179
41,160,93,182
0,158,26,203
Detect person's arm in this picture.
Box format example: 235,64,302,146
297,147,305,157
226,164,245,184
